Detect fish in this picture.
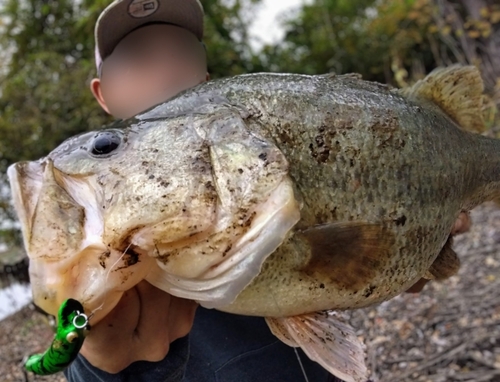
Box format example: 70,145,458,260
8,65,493,382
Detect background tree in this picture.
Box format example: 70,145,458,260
261,0,499,123
262,0,499,89
431,0,500,93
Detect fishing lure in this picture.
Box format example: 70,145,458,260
25,298,90,375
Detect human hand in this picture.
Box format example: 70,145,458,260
451,211,471,235
80,280,197,373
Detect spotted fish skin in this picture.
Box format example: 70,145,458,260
8,66,494,382
139,67,494,316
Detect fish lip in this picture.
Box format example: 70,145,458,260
7,161,45,241
30,243,155,324
78,290,124,325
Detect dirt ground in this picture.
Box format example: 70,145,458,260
0,306,65,382
0,203,499,382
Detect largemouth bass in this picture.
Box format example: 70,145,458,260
8,66,492,381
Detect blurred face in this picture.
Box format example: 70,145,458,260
92,24,208,119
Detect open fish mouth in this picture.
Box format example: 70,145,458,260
7,151,301,321
7,160,156,323
29,243,156,324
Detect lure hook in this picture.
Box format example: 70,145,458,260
72,311,89,330
25,299,89,375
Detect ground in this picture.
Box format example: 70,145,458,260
0,203,499,382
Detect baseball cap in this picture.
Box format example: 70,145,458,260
95,0,204,72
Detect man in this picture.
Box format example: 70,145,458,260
64,1,471,380
64,1,333,381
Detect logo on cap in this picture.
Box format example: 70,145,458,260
128,0,159,18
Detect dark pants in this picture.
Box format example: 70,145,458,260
66,307,345,382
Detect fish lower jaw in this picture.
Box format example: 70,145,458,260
81,291,124,325
29,244,156,323
33,287,124,325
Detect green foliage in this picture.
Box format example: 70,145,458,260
0,0,110,164
203,0,266,78
0,1,111,240
263,0,500,91
260,0,384,79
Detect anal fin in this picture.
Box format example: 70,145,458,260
405,236,460,293
428,236,461,280
405,277,430,293
266,311,368,382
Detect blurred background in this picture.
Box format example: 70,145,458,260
0,1,499,381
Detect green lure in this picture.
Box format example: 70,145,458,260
25,298,90,375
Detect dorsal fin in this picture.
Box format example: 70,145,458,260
399,65,485,132
319,72,363,81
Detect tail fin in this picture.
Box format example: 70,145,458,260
399,65,485,133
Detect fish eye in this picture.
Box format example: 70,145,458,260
90,132,122,157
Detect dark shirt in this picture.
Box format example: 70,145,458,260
65,307,342,382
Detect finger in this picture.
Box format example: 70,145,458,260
80,289,141,372
132,282,197,361
79,282,197,372
167,295,198,341
451,212,471,235
131,281,173,361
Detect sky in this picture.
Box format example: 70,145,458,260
248,0,310,50
0,283,31,320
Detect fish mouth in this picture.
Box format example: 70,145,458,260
7,161,44,245
8,159,89,259
29,243,155,324
8,160,155,323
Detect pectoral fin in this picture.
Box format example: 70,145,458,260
298,222,395,292
266,311,368,382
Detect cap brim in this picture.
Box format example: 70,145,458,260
96,0,204,62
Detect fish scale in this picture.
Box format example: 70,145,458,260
202,75,471,313
8,65,497,382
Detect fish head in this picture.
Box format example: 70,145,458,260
8,107,299,321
